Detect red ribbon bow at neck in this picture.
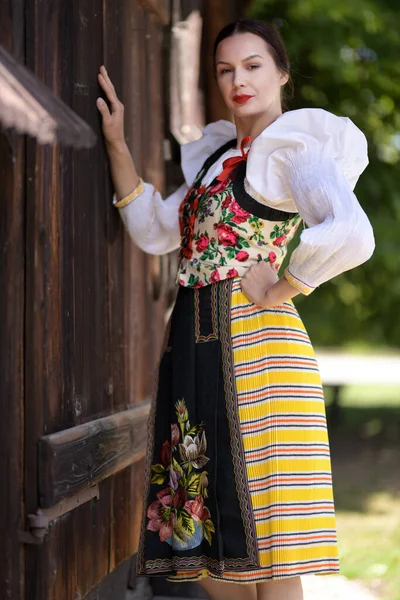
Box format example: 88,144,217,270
216,135,253,182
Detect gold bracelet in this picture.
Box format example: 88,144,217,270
113,178,145,208
284,268,315,296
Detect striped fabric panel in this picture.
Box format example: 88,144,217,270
229,279,339,579
171,555,340,584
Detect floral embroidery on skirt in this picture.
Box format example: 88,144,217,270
147,399,215,549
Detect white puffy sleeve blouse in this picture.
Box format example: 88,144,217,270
116,108,375,295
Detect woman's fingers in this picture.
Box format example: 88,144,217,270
98,72,116,99
96,97,111,119
100,65,116,93
98,73,119,108
96,66,126,144
97,66,124,115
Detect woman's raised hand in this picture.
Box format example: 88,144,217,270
96,65,126,149
96,66,140,199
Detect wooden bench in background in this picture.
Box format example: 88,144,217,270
315,351,400,425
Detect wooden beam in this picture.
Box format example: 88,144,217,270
38,402,151,508
202,0,249,122
0,45,96,147
138,0,170,26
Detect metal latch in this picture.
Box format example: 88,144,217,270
19,485,100,544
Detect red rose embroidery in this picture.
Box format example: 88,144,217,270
184,494,211,522
268,252,277,263
171,424,180,446
147,490,175,542
156,487,171,506
230,200,250,224
227,268,239,278
215,222,239,247
196,234,210,253
196,185,207,195
222,194,232,209
172,486,188,510
160,440,172,468
194,281,205,288
210,269,220,283
236,251,249,262
273,234,287,247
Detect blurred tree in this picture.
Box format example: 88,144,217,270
248,0,400,348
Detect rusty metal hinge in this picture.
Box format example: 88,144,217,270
19,485,100,544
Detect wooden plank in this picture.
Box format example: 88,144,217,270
144,9,171,360
201,0,250,123
121,0,153,406
202,0,237,122
110,460,146,569
103,0,126,425
24,0,57,597
143,11,164,190
38,402,150,507
0,2,26,600
45,478,112,600
0,94,25,600
69,0,112,425
138,0,170,25
0,45,96,147
106,0,151,576
144,9,167,315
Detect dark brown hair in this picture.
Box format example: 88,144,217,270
213,19,293,110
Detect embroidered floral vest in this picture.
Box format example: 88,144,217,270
178,139,302,288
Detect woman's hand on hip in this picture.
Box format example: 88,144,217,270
96,65,126,150
241,261,279,308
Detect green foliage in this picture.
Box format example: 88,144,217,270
203,518,216,545
186,473,201,497
150,463,167,485
177,510,196,536
248,0,400,347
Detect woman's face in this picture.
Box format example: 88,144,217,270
215,32,288,117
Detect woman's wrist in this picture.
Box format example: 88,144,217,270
262,277,300,308
106,139,129,156
105,140,141,200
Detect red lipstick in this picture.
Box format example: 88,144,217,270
233,94,254,104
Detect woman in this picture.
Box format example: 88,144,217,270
97,19,374,600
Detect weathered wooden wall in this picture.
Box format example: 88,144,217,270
1,1,170,599
1,0,255,597
0,2,26,599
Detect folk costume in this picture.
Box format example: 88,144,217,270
114,108,374,583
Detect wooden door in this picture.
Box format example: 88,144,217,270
0,1,171,599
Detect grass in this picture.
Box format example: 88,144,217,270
336,496,400,600
325,384,400,408
326,384,400,599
